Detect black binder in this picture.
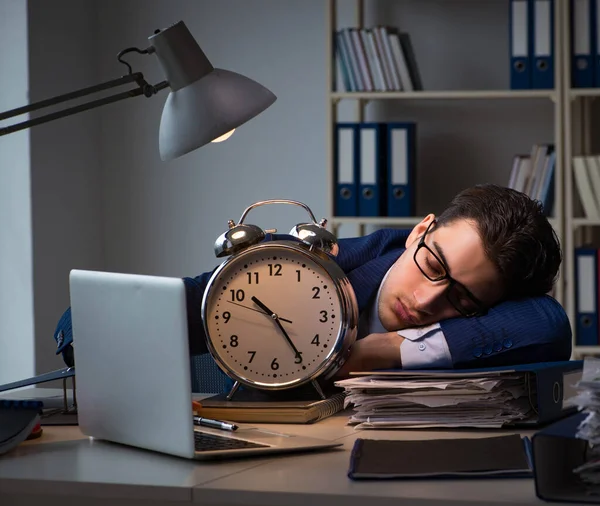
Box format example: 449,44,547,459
532,413,600,503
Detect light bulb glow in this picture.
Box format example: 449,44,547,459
211,129,235,143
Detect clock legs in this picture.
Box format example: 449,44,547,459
312,379,326,400
226,381,241,400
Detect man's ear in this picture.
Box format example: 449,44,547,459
405,214,436,248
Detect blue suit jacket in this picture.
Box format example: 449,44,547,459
179,229,572,369
55,229,572,368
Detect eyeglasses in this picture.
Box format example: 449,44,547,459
413,220,488,318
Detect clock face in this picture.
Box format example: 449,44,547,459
203,243,346,388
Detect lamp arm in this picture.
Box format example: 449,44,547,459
0,72,169,137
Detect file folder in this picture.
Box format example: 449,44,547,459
348,435,533,480
510,0,532,89
386,122,416,217
334,123,359,217
349,360,583,427
571,0,595,88
532,0,554,89
358,123,386,217
574,247,599,346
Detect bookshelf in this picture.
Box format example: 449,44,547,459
324,0,567,328
560,0,600,356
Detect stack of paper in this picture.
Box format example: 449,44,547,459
565,358,600,485
335,373,533,429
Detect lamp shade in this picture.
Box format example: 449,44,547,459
149,21,276,161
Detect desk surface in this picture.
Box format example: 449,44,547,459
0,390,589,506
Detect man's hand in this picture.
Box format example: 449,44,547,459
335,332,405,379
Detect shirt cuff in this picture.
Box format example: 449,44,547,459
398,323,453,369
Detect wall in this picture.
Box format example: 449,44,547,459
27,0,105,379
96,0,329,278
0,0,555,383
0,0,34,384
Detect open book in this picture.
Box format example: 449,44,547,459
192,390,346,424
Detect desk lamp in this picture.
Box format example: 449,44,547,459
0,20,276,400
0,20,277,159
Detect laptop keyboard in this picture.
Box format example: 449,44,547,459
194,431,269,452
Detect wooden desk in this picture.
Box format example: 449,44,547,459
0,412,588,506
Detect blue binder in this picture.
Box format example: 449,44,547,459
571,0,595,88
386,122,416,217
510,0,532,89
358,123,386,217
532,0,555,89
574,247,599,346
334,123,359,217
595,0,600,87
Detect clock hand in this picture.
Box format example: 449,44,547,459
227,300,293,324
251,296,302,363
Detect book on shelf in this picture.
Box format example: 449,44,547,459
507,143,555,216
572,155,600,220
335,26,422,93
192,389,346,424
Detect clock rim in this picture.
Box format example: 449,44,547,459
201,240,358,391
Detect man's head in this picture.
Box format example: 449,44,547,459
377,184,561,331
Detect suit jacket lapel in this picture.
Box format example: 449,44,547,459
346,247,405,312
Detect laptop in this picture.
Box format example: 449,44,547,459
69,269,342,460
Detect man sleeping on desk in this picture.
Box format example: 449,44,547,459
52,184,572,378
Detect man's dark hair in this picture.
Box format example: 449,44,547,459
435,184,561,299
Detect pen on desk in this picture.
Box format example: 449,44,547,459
193,416,238,432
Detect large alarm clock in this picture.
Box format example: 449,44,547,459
201,199,358,400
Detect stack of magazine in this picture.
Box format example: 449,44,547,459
335,362,582,429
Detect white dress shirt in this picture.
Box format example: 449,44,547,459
360,266,453,369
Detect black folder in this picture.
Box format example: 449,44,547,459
347,435,533,480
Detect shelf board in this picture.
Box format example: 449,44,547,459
330,90,556,101
332,216,559,229
570,89,600,98
330,216,424,226
572,218,600,227
574,346,600,355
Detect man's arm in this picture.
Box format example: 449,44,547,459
335,295,572,377
439,294,572,368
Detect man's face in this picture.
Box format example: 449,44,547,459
377,215,504,331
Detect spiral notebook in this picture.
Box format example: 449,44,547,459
192,390,346,424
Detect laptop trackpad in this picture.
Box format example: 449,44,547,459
238,427,294,438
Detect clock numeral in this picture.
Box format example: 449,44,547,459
230,289,245,302
294,352,303,364
222,311,231,323
319,310,328,323
311,334,320,346
312,287,320,299
271,358,280,370
296,270,301,282
246,272,259,284
230,335,239,347
268,263,282,276
247,351,256,363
